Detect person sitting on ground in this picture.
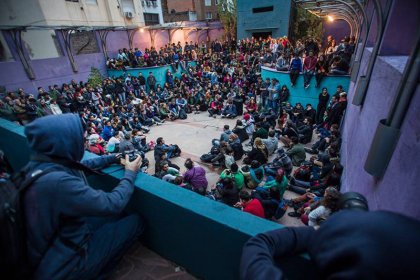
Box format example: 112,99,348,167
213,124,232,147
87,134,106,155
215,177,239,206
23,114,144,279
252,122,269,142
286,136,306,166
297,117,313,144
210,141,230,167
221,99,237,118
262,130,278,156
234,190,265,219
288,155,338,196
228,133,244,161
245,97,258,115
261,168,288,200
233,119,249,143
220,163,245,190
106,130,121,153
118,132,136,154
246,160,265,189
154,137,177,161
243,138,269,165
183,158,208,195
155,162,180,182
279,120,298,148
243,113,255,139
303,187,341,227
265,148,293,178
208,98,223,117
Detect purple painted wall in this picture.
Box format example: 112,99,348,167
341,53,420,218
380,0,420,55
0,52,106,94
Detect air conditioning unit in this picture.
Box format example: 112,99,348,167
152,1,158,7
146,1,151,7
141,0,146,7
124,11,134,19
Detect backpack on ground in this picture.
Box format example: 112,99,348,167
0,167,56,279
170,144,182,158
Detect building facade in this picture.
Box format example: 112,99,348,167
195,0,219,21
163,0,218,23
141,0,164,25
162,0,197,22
237,0,292,39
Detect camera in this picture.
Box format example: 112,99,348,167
122,150,141,162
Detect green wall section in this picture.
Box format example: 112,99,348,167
107,62,197,91
107,64,349,110
1,118,305,279
261,67,350,108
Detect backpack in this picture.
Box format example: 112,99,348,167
179,109,187,120
0,167,56,279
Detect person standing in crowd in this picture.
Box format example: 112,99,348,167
147,72,157,91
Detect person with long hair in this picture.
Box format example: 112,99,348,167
306,187,341,227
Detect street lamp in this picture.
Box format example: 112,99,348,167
327,15,334,22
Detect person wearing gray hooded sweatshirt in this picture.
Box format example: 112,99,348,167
23,114,144,279
262,130,279,156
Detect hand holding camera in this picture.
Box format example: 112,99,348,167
121,151,142,172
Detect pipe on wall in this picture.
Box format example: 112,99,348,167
352,0,393,106
364,28,420,177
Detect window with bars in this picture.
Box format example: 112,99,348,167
205,0,211,7
205,12,212,19
144,13,160,25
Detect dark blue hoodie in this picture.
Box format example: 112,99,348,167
23,114,137,279
240,210,420,280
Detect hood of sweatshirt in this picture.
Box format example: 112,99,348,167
24,113,84,161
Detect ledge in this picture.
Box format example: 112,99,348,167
0,118,315,280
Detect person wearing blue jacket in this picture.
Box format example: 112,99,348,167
23,114,144,279
289,53,302,87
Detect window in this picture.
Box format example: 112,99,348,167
252,6,274,13
205,0,211,7
144,13,160,25
122,0,135,13
65,0,79,2
85,0,97,4
22,30,63,60
205,12,212,19
70,31,99,55
215,0,220,5
0,33,13,62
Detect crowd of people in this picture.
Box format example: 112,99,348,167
0,35,349,225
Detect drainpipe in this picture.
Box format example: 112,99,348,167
364,29,420,177
352,0,392,106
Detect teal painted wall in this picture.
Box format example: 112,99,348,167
107,62,197,90
0,118,315,279
237,0,292,39
261,66,350,108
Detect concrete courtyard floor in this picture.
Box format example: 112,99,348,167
111,111,308,279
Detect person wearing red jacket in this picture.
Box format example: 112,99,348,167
235,190,265,218
303,51,318,89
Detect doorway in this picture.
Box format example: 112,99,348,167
252,32,272,40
